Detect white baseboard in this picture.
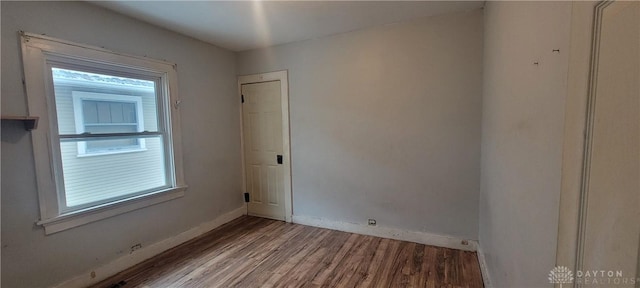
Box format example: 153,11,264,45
292,215,477,252
52,206,246,288
476,245,493,288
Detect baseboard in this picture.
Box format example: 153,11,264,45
292,215,477,252
476,245,493,288
52,205,246,288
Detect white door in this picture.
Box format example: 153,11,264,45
242,81,286,221
581,1,639,283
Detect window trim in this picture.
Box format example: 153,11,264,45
21,32,187,234
72,92,147,156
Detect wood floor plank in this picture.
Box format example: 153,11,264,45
360,237,401,287
409,244,425,287
279,230,351,287
144,219,286,287
226,226,326,287
422,246,440,288
192,223,305,287
388,241,414,287
323,235,375,288
309,233,360,286
343,236,381,288
260,229,332,287
91,216,483,288
98,217,267,287
356,237,389,288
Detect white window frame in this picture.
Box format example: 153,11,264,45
21,32,187,234
72,92,146,156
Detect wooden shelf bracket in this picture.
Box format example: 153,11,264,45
1,116,40,130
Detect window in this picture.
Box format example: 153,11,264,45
72,91,146,156
21,32,186,234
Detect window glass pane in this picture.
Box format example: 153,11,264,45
60,136,168,208
84,124,138,134
82,101,99,123
51,67,159,134
85,138,139,151
82,101,138,125
84,124,139,152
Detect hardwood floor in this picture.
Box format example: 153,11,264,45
92,216,483,288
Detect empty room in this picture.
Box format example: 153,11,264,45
1,1,638,287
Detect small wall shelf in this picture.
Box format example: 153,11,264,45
1,116,39,130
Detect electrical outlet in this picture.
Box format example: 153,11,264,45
130,243,142,254
368,219,376,226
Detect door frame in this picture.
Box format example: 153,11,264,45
238,70,293,222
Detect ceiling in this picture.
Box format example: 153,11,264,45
93,1,484,52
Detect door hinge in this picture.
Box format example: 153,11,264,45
244,192,250,202
241,94,245,103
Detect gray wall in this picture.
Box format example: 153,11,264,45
479,2,572,287
1,2,242,287
237,9,483,240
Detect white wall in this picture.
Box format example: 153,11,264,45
479,2,572,287
237,9,483,240
1,2,242,287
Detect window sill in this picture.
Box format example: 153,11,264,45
36,186,187,235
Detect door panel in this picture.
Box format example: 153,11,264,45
242,81,285,220
582,1,639,284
